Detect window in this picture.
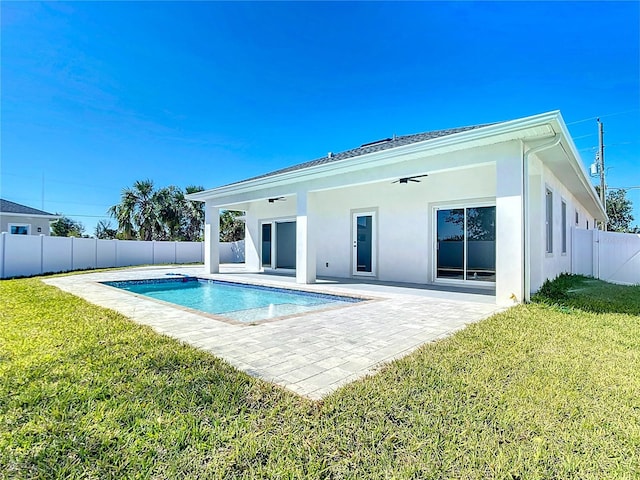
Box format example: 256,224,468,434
545,188,553,254
561,200,567,254
9,223,30,235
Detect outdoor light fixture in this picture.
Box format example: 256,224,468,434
268,197,285,203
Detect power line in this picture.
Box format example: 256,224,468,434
566,109,640,126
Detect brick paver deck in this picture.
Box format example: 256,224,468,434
44,266,503,399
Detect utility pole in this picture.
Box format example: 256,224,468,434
597,118,606,229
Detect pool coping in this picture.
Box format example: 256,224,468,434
97,277,382,326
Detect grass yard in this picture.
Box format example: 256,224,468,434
1,275,639,478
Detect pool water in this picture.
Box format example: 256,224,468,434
103,277,361,322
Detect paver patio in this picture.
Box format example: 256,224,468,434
44,265,504,399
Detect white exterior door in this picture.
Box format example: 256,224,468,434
352,212,376,276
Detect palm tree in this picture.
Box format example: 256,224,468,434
109,179,161,241
95,220,117,239
183,185,205,241
155,185,185,240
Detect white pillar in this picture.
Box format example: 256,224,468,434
244,207,261,272
296,192,316,284
495,156,524,305
204,201,220,274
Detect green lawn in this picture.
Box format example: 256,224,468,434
1,275,639,478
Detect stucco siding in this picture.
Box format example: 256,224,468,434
243,142,510,286
528,157,598,292
1,216,53,235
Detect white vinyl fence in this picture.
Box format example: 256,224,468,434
0,234,204,279
219,240,245,264
572,228,640,285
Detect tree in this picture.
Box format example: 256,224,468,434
220,210,245,242
182,185,205,241
155,185,185,240
95,220,117,239
596,187,635,232
51,216,85,237
109,179,161,241
108,181,206,241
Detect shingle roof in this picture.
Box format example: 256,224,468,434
0,199,56,216
226,123,494,186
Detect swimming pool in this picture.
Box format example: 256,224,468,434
102,277,362,323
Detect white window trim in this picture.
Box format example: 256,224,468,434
561,198,567,255
545,186,554,256
431,199,496,288
8,223,31,235
260,217,296,271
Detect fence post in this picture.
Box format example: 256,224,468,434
593,229,599,279
174,241,177,264
94,238,98,268
0,232,6,279
152,240,156,265
40,234,45,275
115,240,119,267
70,236,75,271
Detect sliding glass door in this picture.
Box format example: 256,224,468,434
436,206,495,283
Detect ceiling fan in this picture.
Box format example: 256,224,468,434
392,174,429,184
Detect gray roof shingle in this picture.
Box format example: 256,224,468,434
226,123,494,186
0,199,57,216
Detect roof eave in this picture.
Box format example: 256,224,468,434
187,110,563,202
0,212,62,220
553,115,608,221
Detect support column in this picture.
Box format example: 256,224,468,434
296,191,316,284
244,206,261,272
495,157,524,305
204,201,220,274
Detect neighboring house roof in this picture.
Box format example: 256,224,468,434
0,199,58,218
227,123,494,186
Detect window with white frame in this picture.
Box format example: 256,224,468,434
9,223,31,235
545,188,553,253
561,200,567,254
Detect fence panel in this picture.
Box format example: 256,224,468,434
153,241,176,264
42,236,73,274
176,242,203,264
0,234,206,278
220,240,245,263
116,241,153,267
73,238,98,270
97,240,116,268
572,228,593,277
597,231,640,286
3,234,42,278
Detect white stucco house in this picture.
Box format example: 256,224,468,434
187,111,606,305
0,199,60,236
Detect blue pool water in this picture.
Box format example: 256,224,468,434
103,277,361,322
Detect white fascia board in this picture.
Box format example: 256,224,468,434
541,115,607,221
556,116,608,221
187,111,563,203
0,212,61,220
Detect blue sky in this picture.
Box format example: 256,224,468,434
2,1,639,234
